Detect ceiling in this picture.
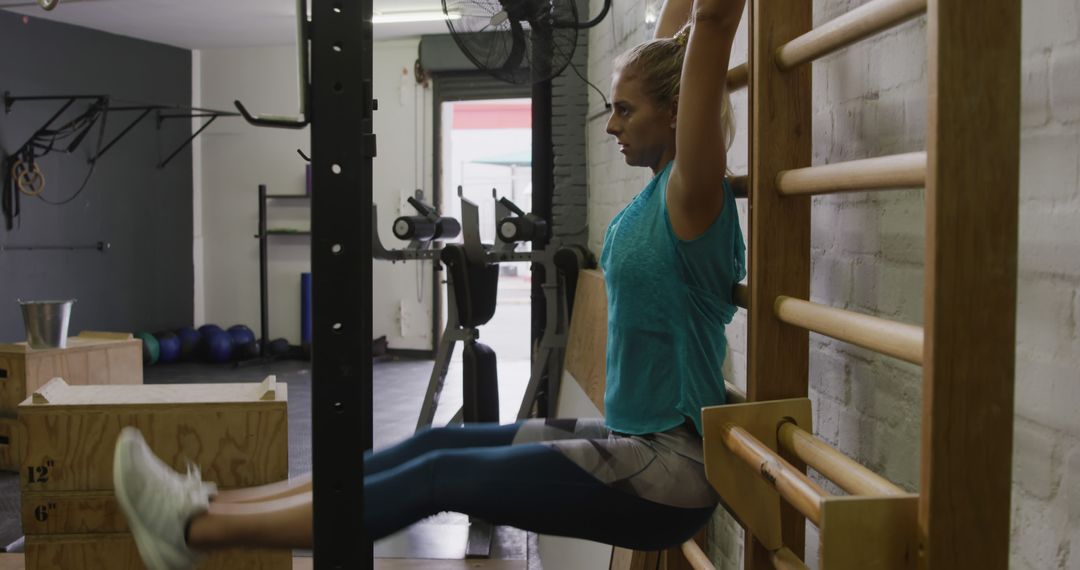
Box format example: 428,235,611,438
0,0,451,49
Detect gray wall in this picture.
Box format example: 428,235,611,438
0,10,193,342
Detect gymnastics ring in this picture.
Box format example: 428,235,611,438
12,160,45,197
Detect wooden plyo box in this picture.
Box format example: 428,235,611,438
26,533,290,570
0,416,24,472
17,376,290,570
0,331,143,416
18,376,288,492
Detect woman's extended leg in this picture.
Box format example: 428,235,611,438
362,442,714,550
362,422,522,475
189,492,313,550
115,421,711,566
212,421,543,504
172,443,710,553
211,473,312,504
212,418,610,505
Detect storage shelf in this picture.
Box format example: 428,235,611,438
265,229,311,236
266,194,310,200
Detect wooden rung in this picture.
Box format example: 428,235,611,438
725,381,747,404
771,546,810,570
775,152,926,196
730,174,749,198
727,62,749,90
681,539,715,570
774,296,924,365
775,0,927,70
819,495,918,569
723,424,828,526
702,399,814,549
733,283,749,309
778,421,905,496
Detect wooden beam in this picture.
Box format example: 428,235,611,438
725,381,747,404
776,0,927,70
728,63,749,91
777,422,906,496
679,538,715,570
921,0,1019,568
747,0,812,566
775,152,926,196
722,424,828,525
733,284,750,309
730,175,749,199
770,547,809,570
773,296,924,365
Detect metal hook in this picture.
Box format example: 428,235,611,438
235,0,310,129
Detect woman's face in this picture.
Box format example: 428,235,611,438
605,69,676,173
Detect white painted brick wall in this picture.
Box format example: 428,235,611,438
582,0,1080,567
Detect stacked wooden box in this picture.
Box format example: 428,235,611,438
0,331,142,471
18,375,292,570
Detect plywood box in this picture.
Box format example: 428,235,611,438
17,377,288,493
21,490,128,534
21,483,300,535
0,331,142,415
25,533,291,570
0,415,24,472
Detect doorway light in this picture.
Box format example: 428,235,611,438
372,10,461,24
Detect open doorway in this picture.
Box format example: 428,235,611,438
435,97,533,424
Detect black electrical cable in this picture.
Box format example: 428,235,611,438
35,157,97,206
552,41,611,112
566,59,610,111
572,0,611,29
37,104,109,206
553,0,611,30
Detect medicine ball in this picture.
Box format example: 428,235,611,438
235,340,260,360
155,331,181,364
227,324,256,347
204,329,233,363
197,324,224,357
135,331,159,366
268,337,290,356
174,326,201,360
198,324,224,337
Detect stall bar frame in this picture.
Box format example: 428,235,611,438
723,0,1018,567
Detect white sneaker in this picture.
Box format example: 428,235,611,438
113,427,218,570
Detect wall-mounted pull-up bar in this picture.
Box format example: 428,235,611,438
0,240,110,252
3,92,240,169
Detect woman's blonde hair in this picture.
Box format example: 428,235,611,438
613,24,736,152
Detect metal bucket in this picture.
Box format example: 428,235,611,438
18,299,75,349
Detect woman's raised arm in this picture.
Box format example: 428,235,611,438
654,0,693,39
666,0,745,240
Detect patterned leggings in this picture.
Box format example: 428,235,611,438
363,419,717,551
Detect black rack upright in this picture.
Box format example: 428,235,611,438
311,1,374,568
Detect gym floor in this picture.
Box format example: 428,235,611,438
0,356,537,569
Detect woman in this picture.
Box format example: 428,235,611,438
112,1,746,568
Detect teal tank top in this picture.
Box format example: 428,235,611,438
600,161,746,435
